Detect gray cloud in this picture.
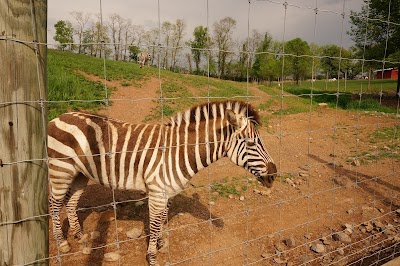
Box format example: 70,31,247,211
48,0,363,48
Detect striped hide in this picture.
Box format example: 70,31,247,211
137,52,151,68
48,100,277,265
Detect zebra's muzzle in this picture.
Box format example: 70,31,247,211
257,162,277,188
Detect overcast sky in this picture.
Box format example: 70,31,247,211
48,0,363,48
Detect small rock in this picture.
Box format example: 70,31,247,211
90,231,101,240
304,233,312,240
261,251,272,258
322,237,332,245
228,194,234,199
332,232,351,243
273,257,288,264
260,189,271,196
239,196,245,201
284,237,296,248
311,243,325,253
135,200,145,207
352,159,361,166
373,220,385,231
298,171,309,177
209,201,215,205
285,178,294,186
347,209,354,214
274,243,286,252
337,248,345,255
378,208,385,213
253,189,261,194
126,228,142,239
333,176,353,188
104,252,120,262
318,103,328,108
82,247,91,255
100,210,115,222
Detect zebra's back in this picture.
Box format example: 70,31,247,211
48,112,169,192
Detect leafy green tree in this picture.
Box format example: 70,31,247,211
252,32,281,83
128,45,140,61
320,45,353,78
349,0,400,67
188,26,209,73
285,38,312,84
54,20,74,51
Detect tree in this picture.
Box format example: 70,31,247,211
108,14,125,61
161,21,174,69
170,19,186,70
212,17,236,78
252,33,281,84
54,20,74,51
128,45,141,61
188,26,209,73
320,44,353,79
285,38,312,84
349,0,400,67
71,11,91,54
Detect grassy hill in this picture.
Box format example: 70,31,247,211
48,49,399,120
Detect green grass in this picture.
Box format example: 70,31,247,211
211,177,250,200
271,79,398,94
48,50,112,119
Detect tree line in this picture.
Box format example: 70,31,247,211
54,0,399,83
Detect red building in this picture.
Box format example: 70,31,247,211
375,67,399,79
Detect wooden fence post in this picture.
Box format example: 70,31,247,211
0,0,48,265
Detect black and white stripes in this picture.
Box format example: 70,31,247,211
48,100,277,265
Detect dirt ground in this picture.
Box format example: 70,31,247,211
49,74,400,266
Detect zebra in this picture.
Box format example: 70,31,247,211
48,100,277,265
137,52,151,68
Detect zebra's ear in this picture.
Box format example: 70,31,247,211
226,109,239,128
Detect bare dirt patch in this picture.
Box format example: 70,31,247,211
49,78,400,266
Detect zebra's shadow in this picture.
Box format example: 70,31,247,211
61,183,224,262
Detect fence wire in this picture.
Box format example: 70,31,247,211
0,0,399,265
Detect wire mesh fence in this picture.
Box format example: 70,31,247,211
1,0,400,265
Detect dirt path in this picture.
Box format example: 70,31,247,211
80,72,160,124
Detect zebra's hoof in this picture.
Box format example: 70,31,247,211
158,238,169,254
78,233,89,243
59,240,71,253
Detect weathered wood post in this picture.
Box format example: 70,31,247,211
0,0,48,265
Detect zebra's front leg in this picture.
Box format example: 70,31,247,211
147,194,169,266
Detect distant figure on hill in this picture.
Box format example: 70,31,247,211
137,52,151,68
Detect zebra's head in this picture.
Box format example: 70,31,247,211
225,109,277,188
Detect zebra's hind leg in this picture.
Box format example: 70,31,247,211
50,190,72,253
147,193,169,266
65,174,89,241
157,201,171,251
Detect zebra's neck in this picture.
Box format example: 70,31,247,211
166,108,235,183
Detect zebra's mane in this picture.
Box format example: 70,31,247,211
168,100,261,126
